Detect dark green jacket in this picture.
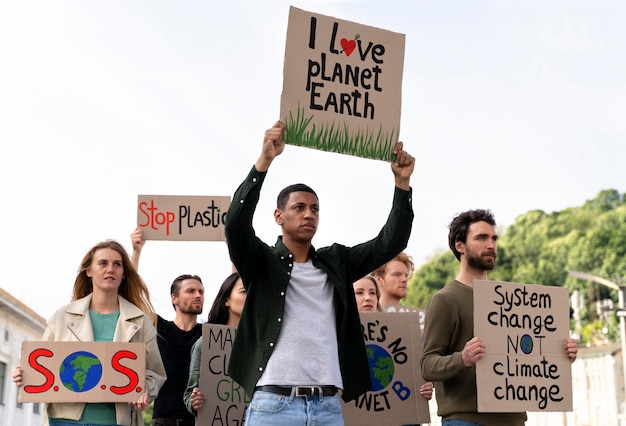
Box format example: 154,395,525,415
225,166,413,402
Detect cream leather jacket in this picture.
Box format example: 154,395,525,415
42,294,166,425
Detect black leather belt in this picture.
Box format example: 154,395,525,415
152,418,195,426
255,385,338,397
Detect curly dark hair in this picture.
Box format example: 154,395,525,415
448,209,496,260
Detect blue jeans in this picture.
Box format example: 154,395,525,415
443,421,484,426
245,390,344,426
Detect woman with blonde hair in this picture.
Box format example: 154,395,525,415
13,239,166,426
353,274,383,312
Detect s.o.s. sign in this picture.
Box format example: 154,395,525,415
19,341,146,403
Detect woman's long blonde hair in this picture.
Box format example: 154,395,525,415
72,240,156,323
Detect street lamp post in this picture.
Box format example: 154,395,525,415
568,270,626,414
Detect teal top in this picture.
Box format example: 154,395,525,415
55,310,120,425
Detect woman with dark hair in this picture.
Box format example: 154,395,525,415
12,240,166,426
205,272,246,326
184,272,246,415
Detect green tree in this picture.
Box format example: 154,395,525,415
405,250,458,308
406,189,626,345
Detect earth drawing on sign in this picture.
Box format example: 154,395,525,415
520,334,533,354
59,351,103,392
365,344,394,392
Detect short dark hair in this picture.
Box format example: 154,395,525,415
276,183,318,210
448,209,496,260
170,274,203,310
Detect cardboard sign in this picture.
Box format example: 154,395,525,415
198,324,249,426
280,7,405,161
137,195,231,241
474,280,573,412
383,305,426,333
341,312,430,425
19,341,146,403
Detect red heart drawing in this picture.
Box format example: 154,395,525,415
340,38,356,56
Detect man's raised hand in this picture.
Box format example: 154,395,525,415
256,121,286,172
391,141,415,190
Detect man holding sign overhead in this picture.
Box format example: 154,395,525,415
420,209,578,426
224,121,415,425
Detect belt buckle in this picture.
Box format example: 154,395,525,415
295,386,317,397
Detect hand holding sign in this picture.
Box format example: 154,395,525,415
12,365,24,387
256,121,286,172
462,336,486,368
564,339,578,363
130,386,149,412
390,141,415,191
190,387,207,412
131,227,145,253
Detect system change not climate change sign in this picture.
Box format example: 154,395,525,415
474,280,573,412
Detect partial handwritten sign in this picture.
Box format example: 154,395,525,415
198,324,249,426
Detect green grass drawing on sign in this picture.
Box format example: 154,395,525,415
285,106,397,161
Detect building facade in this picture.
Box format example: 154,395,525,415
0,288,46,426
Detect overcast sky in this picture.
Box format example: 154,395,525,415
2,0,624,321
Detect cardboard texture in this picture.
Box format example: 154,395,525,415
137,194,231,241
280,6,405,161
19,341,146,403
474,280,573,412
198,324,249,426
383,305,426,333
341,312,430,425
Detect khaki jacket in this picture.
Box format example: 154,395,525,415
42,294,166,425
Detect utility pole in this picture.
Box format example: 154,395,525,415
568,270,626,416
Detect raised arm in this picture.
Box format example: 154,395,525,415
225,122,285,281
254,121,286,172
130,226,146,270
390,141,415,191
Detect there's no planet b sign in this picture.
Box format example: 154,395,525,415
341,312,430,425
